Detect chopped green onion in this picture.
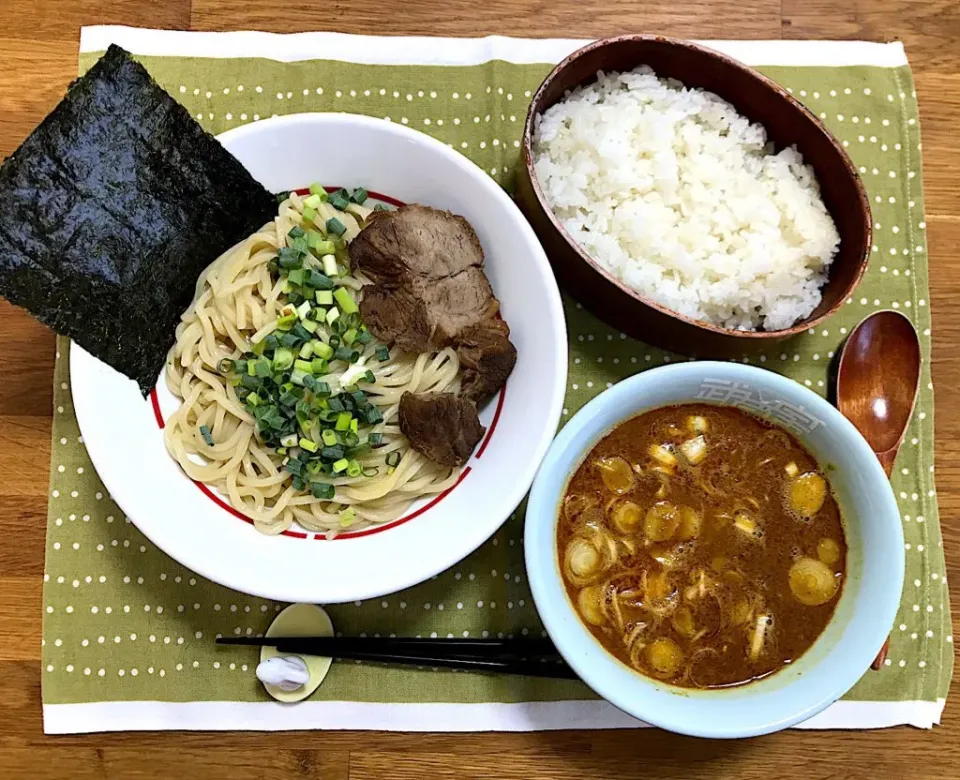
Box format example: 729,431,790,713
333,287,358,315
287,268,306,287
342,327,358,346
327,397,345,413
311,481,335,500
364,406,384,425
335,412,352,431
288,225,305,240
312,341,334,360
328,190,350,210
385,451,401,468
346,459,362,478
299,438,319,453
302,207,318,224
339,506,356,528
254,358,272,377
278,247,303,269
314,239,335,256
276,313,297,330
375,345,390,362
273,347,295,372
290,369,309,386
275,190,291,204
309,182,328,199
326,307,340,326
311,358,328,375
280,433,298,447
298,342,314,359
217,358,236,374
334,346,360,363
349,417,359,434
303,193,323,210
373,203,389,212
314,381,331,397
350,187,368,205
292,323,313,342
294,359,314,374
304,270,330,290
322,254,338,277
321,445,345,461
361,370,376,384
285,459,304,476
315,289,334,306
368,432,384,447
356,330,373,345
301,318,319,334
291,475,306,491
321,428,338,446
332,458,349,473
199,425,215,446
296,300,312,319
362,466,379,478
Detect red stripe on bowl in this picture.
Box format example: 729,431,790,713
147,186,504,541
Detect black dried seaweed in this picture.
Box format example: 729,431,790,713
0,44,278,395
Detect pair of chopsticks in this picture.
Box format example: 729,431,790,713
217,635,579,679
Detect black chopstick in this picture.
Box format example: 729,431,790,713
216,635,579,680
219,636,558,654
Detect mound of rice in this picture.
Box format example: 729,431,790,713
532,66,841,331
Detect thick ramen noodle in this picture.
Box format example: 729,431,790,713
164,191,461,537
557,403,847,689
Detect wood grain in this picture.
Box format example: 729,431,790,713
0,3,957,778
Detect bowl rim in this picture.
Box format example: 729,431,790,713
524,362,904,738
520,33,872,341
70,111,569,603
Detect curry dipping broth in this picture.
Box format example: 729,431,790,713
557,403,846,689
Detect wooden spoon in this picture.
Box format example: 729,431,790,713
836,310,921,670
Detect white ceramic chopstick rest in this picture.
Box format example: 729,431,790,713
256,655,310,691
259,603,335,703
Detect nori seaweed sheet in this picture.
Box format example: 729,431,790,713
0,45,278,395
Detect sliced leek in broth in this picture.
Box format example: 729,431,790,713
557,403,846,689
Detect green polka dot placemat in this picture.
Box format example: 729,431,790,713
39,27,951,733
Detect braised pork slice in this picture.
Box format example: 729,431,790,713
351,204,501,352
398,392,485,468
457,322,517,404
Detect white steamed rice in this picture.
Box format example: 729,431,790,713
532,66,841,331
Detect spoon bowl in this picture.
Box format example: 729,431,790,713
836,310,921,475
836,309,920,669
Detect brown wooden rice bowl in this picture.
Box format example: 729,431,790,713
515,34,871,357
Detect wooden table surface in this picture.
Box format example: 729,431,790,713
1,2,958,778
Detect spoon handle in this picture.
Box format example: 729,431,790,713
870,447,900,669
876,449,897,479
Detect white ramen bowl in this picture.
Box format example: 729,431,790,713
525,362,903,738
72,113,566,603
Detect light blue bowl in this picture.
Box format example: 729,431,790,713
525,362,904,738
